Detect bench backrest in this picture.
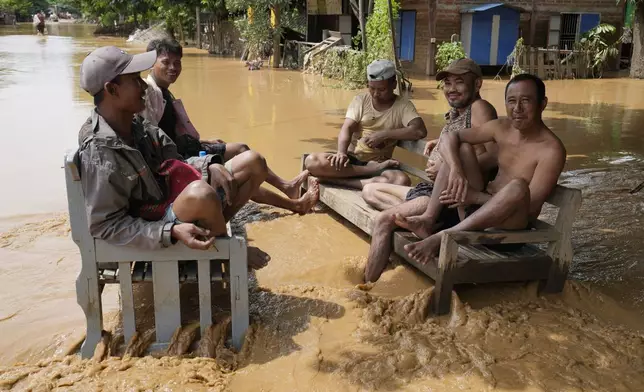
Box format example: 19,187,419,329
395,139,581,210
64,150,93,248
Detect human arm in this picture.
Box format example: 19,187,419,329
470,99,499,157
440,120,500,202
79,146,174,250
526,145,566,220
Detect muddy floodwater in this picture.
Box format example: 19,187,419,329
1,24,644,391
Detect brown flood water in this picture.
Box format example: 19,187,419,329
1,24,644,391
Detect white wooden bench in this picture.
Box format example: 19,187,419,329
302,139,582,315
64,151,249,358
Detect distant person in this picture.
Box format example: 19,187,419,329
141,38,319,215
77,46,270,268
34,12,45,35
304,59,428,190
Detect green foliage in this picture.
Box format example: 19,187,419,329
435,41,466,72
508,37,526,77
575,23,621,78
0,0,49,16
308,47,367,89
364,0,398,63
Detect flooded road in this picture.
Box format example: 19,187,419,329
1,24,644,391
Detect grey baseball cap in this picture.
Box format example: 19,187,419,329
367,59,396,81
80,46,157,96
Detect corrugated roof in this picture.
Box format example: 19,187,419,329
460,3,525,13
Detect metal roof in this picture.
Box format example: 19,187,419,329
460,3,525,13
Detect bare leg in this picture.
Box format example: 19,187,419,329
365,197,430,282
251,177,320,214
172,180,227,236
395,143,485,239
362,183,412,211
405,179,531,264
223,142,309,199
304,153,399,179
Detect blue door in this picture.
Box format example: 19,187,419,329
579,13,600,35
395,10,416,61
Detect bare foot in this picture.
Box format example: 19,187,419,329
248,246,271,270
365,159,400,173
394,213,434,239
284,170,310,199
294,177,320,215
404,234,441,264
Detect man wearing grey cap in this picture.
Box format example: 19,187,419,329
76,46,270,268
363,57,499,282
304,59,427,189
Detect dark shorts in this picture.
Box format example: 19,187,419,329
405,182,434,202
36,24,45,34
203,142,226,158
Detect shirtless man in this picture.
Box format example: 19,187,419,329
395,74,566,265
304,59,427,189
363,59,497,282
362,58,497,211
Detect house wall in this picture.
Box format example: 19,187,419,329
399,0,625,74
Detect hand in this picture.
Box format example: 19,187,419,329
439,186,479,208
326,152,349,171
423,139,438,156
171,223,215,250
446,167,468,204
203,138,226,144
362,131,389,149
208,163,235,206
425,159,439,181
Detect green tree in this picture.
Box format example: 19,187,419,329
624,0,644,78
364,0,398,62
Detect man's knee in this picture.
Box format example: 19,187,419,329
182,180,219,204
240,150,268,177
304,153,324,171
362,183,380,204
459,142,476,157
374,210,396,230
382,170,411,186
505,178,530,201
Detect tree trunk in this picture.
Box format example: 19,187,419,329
630,2,644,78
359,0,367,51
272,5,281,68
196,6,201,49
425,0,437,75
368,0,374,15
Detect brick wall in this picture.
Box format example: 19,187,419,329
400,0,625,75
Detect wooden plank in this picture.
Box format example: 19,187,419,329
118,261,136,344
229,237,249,351
451,255,551,284
152,261,181,343
546,185,581,209
533,48,541,77
398,162,430,182
318,185,377,234
65,151,103,359
431,233,459,314
392,232,439,279
447,227,560,245
94,240,230,263
198,259,212,337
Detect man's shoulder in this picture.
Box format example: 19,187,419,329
470,99,498,123
540,126,566,157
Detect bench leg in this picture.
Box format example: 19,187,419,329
152,261,181,343
118,262,136,344
198,259,213,338
76,251,103,359
229,237,249,351
541,256,569,293
299,154,308,198
429,233,458,316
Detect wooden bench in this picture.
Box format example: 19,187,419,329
64,151,250,358
301,140,582,315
